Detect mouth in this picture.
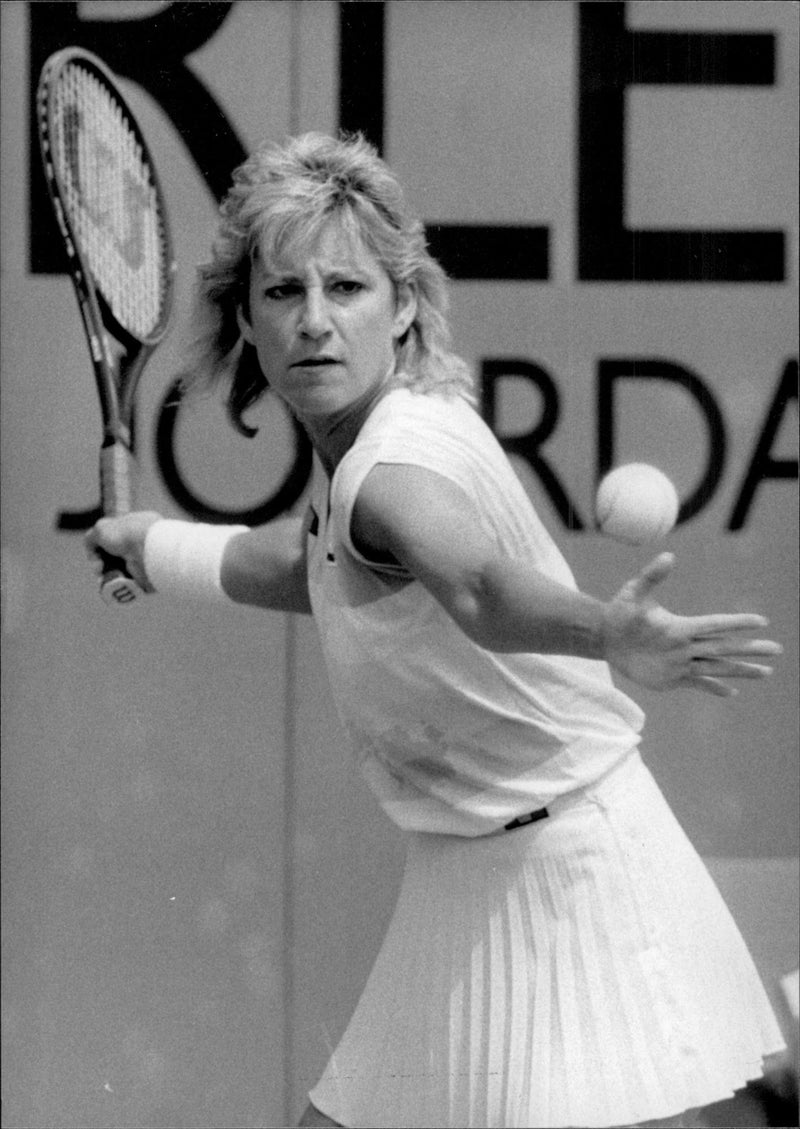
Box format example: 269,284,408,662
291,355,340,369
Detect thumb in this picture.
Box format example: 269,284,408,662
617,552,676,604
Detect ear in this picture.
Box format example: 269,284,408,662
392,282,417,341
236,304,255,345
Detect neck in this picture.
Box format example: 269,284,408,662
301,370,398,476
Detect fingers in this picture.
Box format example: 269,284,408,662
680,616,781,682
690,637,783,661
84,521,103,556
689,658,775,678
680,656,776,696
617,552,676,604
683,612,770,636
83,513,161,596
681,675,739,698
84,516,122,559
84,511,161,559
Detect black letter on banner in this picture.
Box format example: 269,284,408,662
339,0,385,151
597,360,727,524
481,360,584,530
30,1,245,274
338,2,549,280
425,225,550,283
728,359,798,531
578,2,783,282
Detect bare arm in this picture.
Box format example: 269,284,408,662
352,464,781,697
221,518,311,613
86,511,311,614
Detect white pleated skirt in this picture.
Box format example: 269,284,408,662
308,750,785,1128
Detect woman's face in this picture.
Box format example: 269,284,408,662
238,219,416,425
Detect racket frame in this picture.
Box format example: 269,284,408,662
36,47,176,604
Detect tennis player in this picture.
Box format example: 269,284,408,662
87,133,785,1129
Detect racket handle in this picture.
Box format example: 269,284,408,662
100,439,134,515
99,439,140,606
99,551,141,605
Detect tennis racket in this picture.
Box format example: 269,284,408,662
37,47,176,605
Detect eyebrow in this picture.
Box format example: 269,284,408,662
258,263,372,283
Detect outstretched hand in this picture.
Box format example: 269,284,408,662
603,553,782,697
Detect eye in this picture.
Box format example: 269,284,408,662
263,283,301,300
331,279,364,296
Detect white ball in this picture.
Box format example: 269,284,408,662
595,463,679,545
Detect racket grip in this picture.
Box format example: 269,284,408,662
100,439,134,516
98,440,139,606
99,552,141,605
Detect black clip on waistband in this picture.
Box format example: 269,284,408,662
504,807,549,832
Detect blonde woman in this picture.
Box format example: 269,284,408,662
88,133,784,1129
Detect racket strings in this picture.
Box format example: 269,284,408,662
52,63,169,339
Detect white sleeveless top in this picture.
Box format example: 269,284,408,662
307,388,644,836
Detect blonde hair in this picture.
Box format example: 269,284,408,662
184,132,474,432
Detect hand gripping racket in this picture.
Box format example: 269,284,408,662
37,47,176,605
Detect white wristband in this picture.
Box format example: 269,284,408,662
143,520,248,602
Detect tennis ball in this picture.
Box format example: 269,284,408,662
595,463,679,545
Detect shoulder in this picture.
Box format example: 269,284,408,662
336,390,486,507
350,387,493,468
366,384,473,426
354,462,477,540
334,389,494,569
352,461,494,578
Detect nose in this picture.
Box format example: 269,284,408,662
298,288,332,339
